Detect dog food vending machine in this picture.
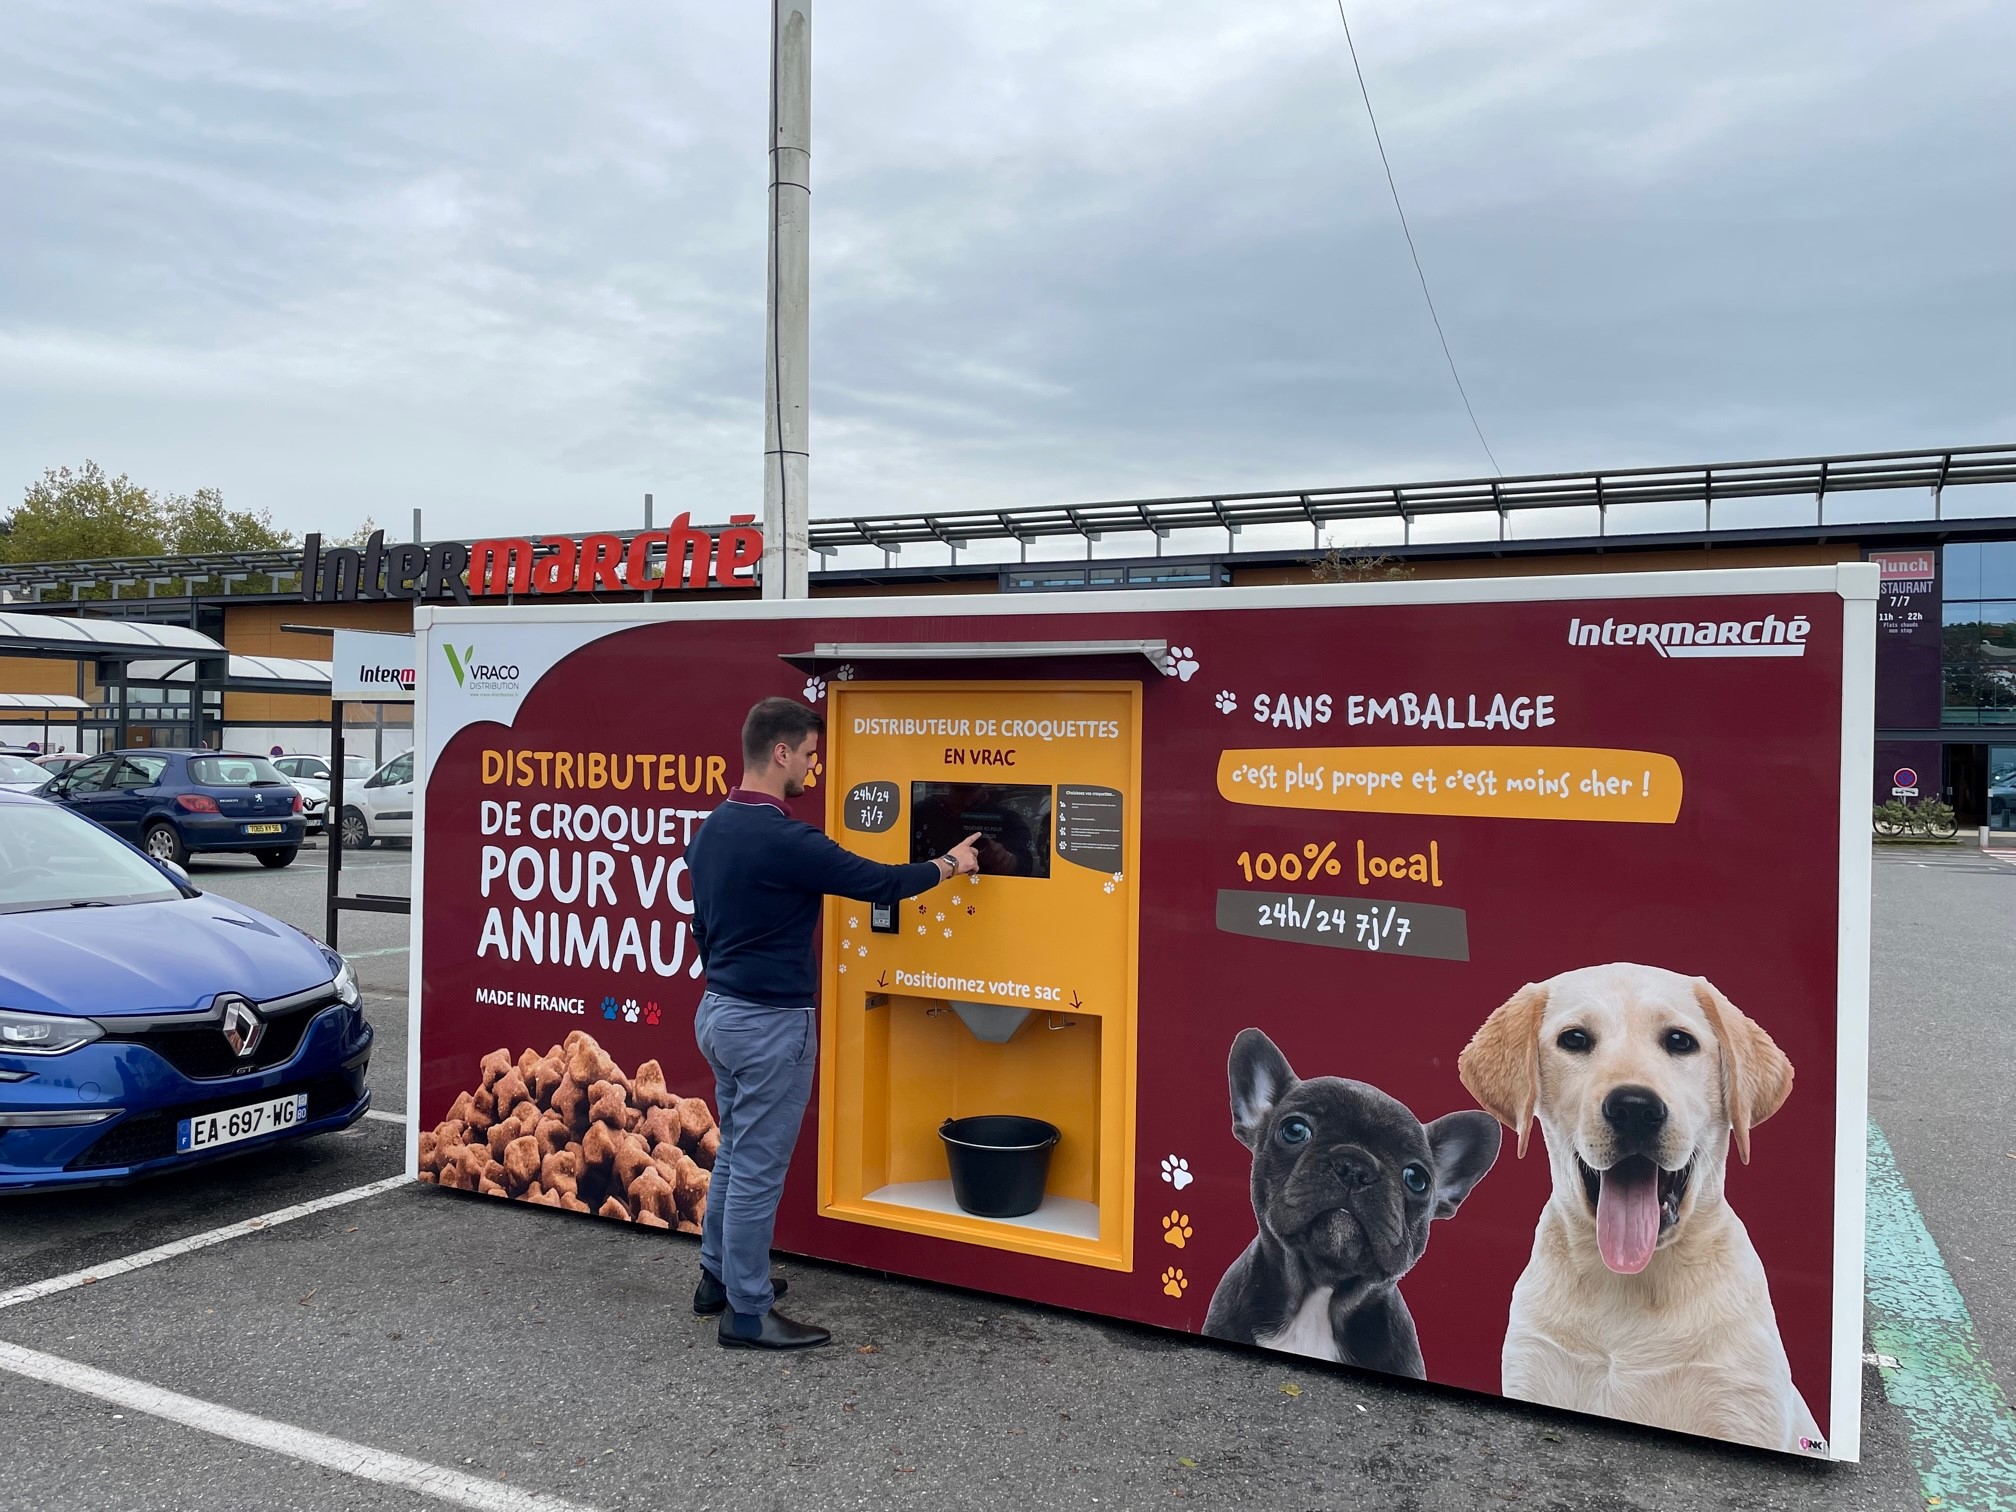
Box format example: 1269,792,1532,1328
816,681,1141,1270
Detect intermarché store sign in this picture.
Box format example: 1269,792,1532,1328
298,516,762,603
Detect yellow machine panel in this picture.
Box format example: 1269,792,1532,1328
817,681,1140,1268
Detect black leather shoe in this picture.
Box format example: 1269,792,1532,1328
693,1269,789,1316
718,1309,830,1350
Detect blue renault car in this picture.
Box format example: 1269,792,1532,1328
35,748,307,869
0,789,372,1192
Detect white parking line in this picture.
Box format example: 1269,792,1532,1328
363,1109,407,1124
0,1175,409,1312
346,945,411,958
0,1339,600,1512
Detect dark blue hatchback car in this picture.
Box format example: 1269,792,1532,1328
37,749,307,869
0,789,371,1192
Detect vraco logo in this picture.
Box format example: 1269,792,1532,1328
1567,612,1811,659
443,644,521,693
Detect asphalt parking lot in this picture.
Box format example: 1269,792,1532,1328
0,844,2010,1511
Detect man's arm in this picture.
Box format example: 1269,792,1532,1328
785,825,981,903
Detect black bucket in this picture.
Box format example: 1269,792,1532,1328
939,1115,1060,1218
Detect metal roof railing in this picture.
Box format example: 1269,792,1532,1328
804,443,2016,560
0,443,2011,598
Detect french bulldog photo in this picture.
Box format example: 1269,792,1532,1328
1202,1027,1502,1378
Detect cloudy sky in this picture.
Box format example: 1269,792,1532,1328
1,0,2011,558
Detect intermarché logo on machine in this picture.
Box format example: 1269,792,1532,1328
443,644,521,694
1567,612,1811,659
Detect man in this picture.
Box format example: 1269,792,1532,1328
686,696,981,1350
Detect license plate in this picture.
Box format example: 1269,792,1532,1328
244,823,284,835
177,1092,308,1152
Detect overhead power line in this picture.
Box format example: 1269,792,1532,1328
1333,2,1502,477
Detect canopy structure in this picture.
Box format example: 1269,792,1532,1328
124,654,331,696
0,610,223,659
0,692,91,750
0,612,229,747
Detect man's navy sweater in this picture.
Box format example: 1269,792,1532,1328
688,790,943,1009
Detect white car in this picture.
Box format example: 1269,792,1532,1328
0,753,50,793
338,750,415,849
272,753,376,834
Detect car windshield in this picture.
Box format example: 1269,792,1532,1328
0,755,46,783
343,756,374,778
0,801,185,914
188,756,291,787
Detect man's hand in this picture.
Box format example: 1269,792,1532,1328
945,832,985,877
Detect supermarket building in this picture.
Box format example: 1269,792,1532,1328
2,445,2012,825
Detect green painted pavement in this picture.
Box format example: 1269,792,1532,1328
1865,1121,2016,1509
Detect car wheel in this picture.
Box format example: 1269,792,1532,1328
258,847,299,869
143,822,188,867
339,807,373,849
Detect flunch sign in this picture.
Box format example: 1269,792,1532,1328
299,516,762,604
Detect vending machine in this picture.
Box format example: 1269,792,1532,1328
411,568,1874,1460
816,680,1141,1270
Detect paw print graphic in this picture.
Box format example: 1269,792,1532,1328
950,895,961,907
1160,1155,1194,1191
1161,645,1200,682
942,927,953,939
840,939,851,953
848,916,860,930
1111,871,1123,884
917,924,927,935
1215,690,1237,714
643,1002,661,1026
620,998,641,1024
1161,1267,1188,1298
600,996,620,1022
1162,1212,1193,1249
1103,881,1115,895
966,906,976,916
857,946,868,958
802,676,826,703
833,663,857,682
839,963,848,974
935,911,945,922
804,754,822,789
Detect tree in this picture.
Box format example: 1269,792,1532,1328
2,463,303,597
1310,544,1414,583
1,463,165,564
163,486,294,555
327,516,380,549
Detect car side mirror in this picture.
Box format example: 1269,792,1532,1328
44,780,68,797
161,860,190,884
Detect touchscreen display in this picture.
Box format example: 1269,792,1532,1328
910,782,1053,877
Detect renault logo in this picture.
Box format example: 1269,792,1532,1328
220,998,265,1060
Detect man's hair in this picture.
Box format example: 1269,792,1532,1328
742,697,825,766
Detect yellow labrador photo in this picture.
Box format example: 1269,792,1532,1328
1458,962,1821,1452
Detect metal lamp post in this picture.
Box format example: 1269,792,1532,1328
762,0,812,600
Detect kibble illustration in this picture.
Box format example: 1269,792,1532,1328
419,1032,714,1232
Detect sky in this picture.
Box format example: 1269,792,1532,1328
1,0,2012,562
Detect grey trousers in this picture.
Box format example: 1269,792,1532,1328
694,991,817,1317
